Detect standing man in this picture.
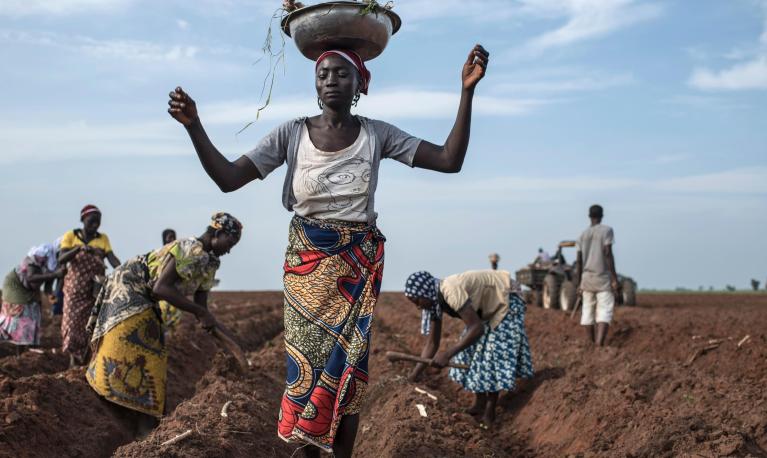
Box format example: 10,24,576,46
488,253,500,270
576,204,619,346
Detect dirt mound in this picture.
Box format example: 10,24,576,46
2,292,766,457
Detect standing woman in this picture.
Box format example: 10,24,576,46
58,205,121,366
168,44,489,457
405,270,534,429
1,244,66,348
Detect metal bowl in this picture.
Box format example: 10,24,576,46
281,1,402,61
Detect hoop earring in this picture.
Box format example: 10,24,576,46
352,92,360,107
317,96,324,110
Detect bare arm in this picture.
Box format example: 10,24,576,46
408,318,442,382
152,258,217,330
106,252,121,269
604,245,619,290
412,45,489,173
58,246,81,264
576,250,583,291
168,87,262,192
432,303,484,368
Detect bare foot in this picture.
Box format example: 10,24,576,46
478,412,495,430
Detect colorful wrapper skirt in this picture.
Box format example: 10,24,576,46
63,250,105,361
449,294,534,393
0,271,41,346
278,215,385,452
86,307,167,417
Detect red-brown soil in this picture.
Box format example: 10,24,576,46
2,292,766,457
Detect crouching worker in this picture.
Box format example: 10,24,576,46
404,270,533,429
84,212,244,431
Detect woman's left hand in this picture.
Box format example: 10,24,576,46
462,44,489,91
431,351,451,369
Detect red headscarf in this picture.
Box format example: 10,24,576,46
315,49,371,95
80,204,101,221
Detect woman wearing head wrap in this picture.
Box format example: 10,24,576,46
58,205,121,366
168,41,489,456
404,269,534,429
1,242,67,347
84,212,243,430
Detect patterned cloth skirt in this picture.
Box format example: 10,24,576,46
62,250,105,360
278,215,385,452
449,294,534,393
0,270,41,346
86,307,167,417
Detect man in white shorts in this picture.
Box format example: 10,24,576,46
576,204,619,346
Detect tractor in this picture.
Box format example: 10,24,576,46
515,240,637,310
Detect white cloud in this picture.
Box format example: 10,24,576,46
688,2,767,91
493,71,634,94
0,29,238,63
0,119,186,164
689,56,767,91
653,153,690,165
520,0,663,54
204,88,549,125
0,0,133,16
655,167,767,194
176,19,190,31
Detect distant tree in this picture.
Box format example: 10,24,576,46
709,286,714,291
752,279,760,291
725,285,736,292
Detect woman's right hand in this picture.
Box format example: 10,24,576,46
196,308,217,332
168,87,199,126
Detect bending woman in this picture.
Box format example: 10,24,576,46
168,44,489,457
1,243,66,348
85,212,243,429
58,205,121,366
405,269,534,429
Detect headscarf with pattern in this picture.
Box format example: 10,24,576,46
315,49,371,95
210,212,243,240
404,271,442,335
80,204,101,221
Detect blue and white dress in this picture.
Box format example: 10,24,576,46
449,294,534,393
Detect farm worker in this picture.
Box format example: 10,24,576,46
84,212,243,433
168,40,489,457
159,228,182,330
488,253,500,270
576,204,619,346
534,247,551,264
405,270,533,429
58,205,121,367
162,228,177,245
1,242,67,347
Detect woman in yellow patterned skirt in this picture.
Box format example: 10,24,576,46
84,212,243,431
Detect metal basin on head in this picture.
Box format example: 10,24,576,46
281,1,402,61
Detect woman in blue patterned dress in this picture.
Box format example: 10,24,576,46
405,269,534,429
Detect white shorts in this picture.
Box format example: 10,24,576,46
580,291,615,325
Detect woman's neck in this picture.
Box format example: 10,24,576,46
320,107,355,128
198,232,213,253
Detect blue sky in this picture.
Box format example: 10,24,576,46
1,0,765,291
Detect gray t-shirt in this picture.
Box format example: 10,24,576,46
245,116,421,224
577,223,615,292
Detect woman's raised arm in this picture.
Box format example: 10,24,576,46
412,44,489,173
168,87,262,192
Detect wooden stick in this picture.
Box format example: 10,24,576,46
385,351,469,369
684,343,721,367
220,400,233,418
160,429,193,447
570,296,582,320
737,334,751,348
212,327,251,370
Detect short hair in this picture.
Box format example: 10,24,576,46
589,205,604,218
